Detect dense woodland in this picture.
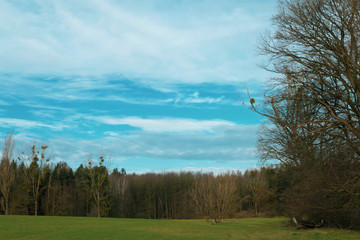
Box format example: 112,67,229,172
0,137,277,221
1,0,360,231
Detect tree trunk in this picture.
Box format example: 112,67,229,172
5,199,9,215
34,200,38,216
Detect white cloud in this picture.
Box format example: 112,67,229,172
183,92,223,104
85,123,258,161
87,116,237,132
0,118,67,131
6,120,260,172
0,0,275,85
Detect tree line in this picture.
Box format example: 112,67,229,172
3,126,358,229
0,131,279,220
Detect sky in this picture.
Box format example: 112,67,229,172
0,0,277,174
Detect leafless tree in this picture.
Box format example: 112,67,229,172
109,168,128,217
0,130,16,215
256,0,360,153
252,0,360,227
244,169,271,216
191,173,237,223
255,80,326,167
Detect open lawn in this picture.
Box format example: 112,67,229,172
0,216,359,240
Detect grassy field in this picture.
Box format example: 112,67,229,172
0,216,359,240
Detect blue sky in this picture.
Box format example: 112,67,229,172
0,0,277,174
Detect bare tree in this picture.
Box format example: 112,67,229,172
245,169,271,216
258,0,360,152
0,130,16,215
191,173,237,223
252,0,360,228
109,168,128,217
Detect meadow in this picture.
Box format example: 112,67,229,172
0,216,359,240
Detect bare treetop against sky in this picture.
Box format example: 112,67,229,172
0,0,277,174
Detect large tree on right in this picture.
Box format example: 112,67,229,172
255,0,360,229
261,0,360,150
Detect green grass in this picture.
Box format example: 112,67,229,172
0,216,359,240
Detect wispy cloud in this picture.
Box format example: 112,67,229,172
87,116,237,132
99,123,259,161
46,123,258,168
0,118,67,130
0,0,275,84
183,92,223,104
7,120,259,168
0,74,239,108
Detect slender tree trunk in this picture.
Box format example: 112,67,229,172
46,189,50,216
52,187,55,216
34,199,38,216
255,203,258,217
5,199,9,215
34,183,40,216
46,171,52,215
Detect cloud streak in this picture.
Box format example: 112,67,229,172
4,119,259,169
0,118,67,131
87,116,237,132
47,123,259,168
